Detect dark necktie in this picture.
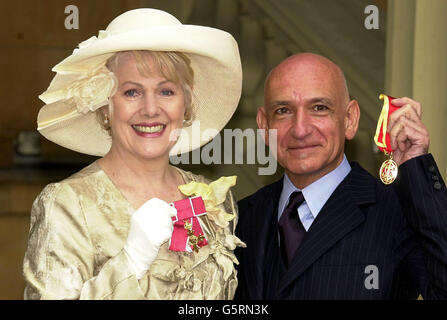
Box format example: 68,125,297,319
279,191,306,267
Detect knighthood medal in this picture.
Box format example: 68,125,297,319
374,94,399,185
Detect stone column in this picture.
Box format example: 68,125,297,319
413,0,447,179
385,0,447,178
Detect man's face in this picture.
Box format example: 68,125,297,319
257,57,359,186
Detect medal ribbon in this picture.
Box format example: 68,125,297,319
374,93,401,185
374,94,400,154
169,196,208,252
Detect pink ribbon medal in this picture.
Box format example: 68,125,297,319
169,196,208,252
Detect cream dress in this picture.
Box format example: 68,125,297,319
23,161,245,299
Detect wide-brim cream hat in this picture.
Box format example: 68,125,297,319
37,8,242,156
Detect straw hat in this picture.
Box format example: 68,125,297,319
37,8,242,156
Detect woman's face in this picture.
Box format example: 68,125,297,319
108,53,185,161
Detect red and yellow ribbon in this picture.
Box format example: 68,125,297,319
374,93,400,184
374,94,400,154
169,196,208,253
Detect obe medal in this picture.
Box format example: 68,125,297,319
374,94,401,185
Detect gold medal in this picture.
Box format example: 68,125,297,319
379,154,398,185
375,94,400,185
184,220,205,253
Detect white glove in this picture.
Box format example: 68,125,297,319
124,197,177,279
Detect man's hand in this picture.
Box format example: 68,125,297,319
387,97,430,166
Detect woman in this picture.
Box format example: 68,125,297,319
23,8,245,299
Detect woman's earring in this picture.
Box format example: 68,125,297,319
104,114,110,127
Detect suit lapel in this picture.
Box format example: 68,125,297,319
278,163,377,293
243,178,283,299
262,188,287,299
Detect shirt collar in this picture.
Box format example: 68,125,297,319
279,154,351,219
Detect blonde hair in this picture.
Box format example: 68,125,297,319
97,50,195,132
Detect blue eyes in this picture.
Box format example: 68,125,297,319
161,89,174,96
123,88,175,98
124,89,138,97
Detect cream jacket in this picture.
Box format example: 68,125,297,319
23,162,245,299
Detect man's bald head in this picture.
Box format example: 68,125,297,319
264,53,350,106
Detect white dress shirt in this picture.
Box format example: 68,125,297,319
278,154,351,231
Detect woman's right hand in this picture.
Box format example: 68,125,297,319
124,198,177,279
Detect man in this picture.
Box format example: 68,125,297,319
235,53,447,299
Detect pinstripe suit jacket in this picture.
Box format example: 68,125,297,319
235,154,447,299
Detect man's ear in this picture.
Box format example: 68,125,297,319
257,106,270,146
344,100,360,140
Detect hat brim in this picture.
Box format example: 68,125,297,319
38,24,242,156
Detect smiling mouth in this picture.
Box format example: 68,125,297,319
132,124,165,134
289,145,317,150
